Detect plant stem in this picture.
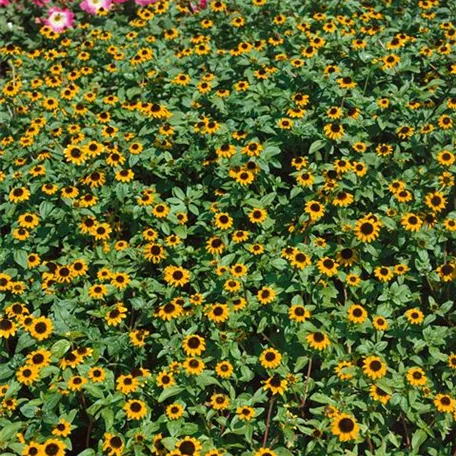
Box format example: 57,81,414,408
262,397,275,447
300,357,313,409
400,413,411,449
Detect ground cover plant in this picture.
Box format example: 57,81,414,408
0,0,456,455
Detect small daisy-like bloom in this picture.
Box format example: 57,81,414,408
292,93,310,107
129,329,149,347
206,303,229,323
16,365,40,385
248,208,267,224
405,308,424,324
317,257,339,277
124,399,147,420
263,375,288,395
210,393,230,410
175,437,202,456
166,403,184,420
337,76,357,89
18,213,40,229
237,405,256,421
374,266,394,282
215,360,233,378
331,414,359,441
346,273,361,287
297,171,315,187
333,191,354,207
394,264,409,275
335,360,355,380
354,218,381,243
372,316,389,331
382,53,401,69
67,375,87,391
116,375,139,394
26,349,52,369
323,123,345,140
88,367,106,383
257,286,276,304
182,335,206,356
152,203,170,219
223,259,243,277
29,316,53,341
241,141,263,157
306,331,330,350
110,272,130,289
9,187,31,203
89,284,108,300
22,441,42,456
305,200,325,220
347,304,368,324
290,251,311,269
424,191,447,212
436,150,455,166
448,353,456,369
437,262,456,282
144,243,167,263
0,318,17,339
259,348,282,369
163,266,190,287
438,114,453,130
278,118,293,129
106,304,127,327
363,356,387,380
254,449,277,456
183,357,206,376
103,433,124,456
406,367,427,386
370,385,391,404
214,212,233,230
434,394,456,413
41,439,66,456
52,419,72,437
288,305,310,322
396,125,414,139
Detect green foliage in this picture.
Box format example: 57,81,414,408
0,0,455,455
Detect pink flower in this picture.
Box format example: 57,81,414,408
80,0,112,14
112,0,129,3
189,0,207,11
44,7,74,33
0,0,10,6
31,0,51,6
135,0,157,5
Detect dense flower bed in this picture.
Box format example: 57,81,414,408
0,0,456,455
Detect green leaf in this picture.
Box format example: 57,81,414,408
20,403,39,418
50,339,71,359
84,384,105,399
158,386,185,403
0,422,24,445
0,364,13,381
77,450,96,456
309,140,326,154
274,447,294,456
411,429,427,451
13,250,28,269
172,187,185,200
309,393,332,404
160,437,177,451
39,201,54,219
101,407,114,431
